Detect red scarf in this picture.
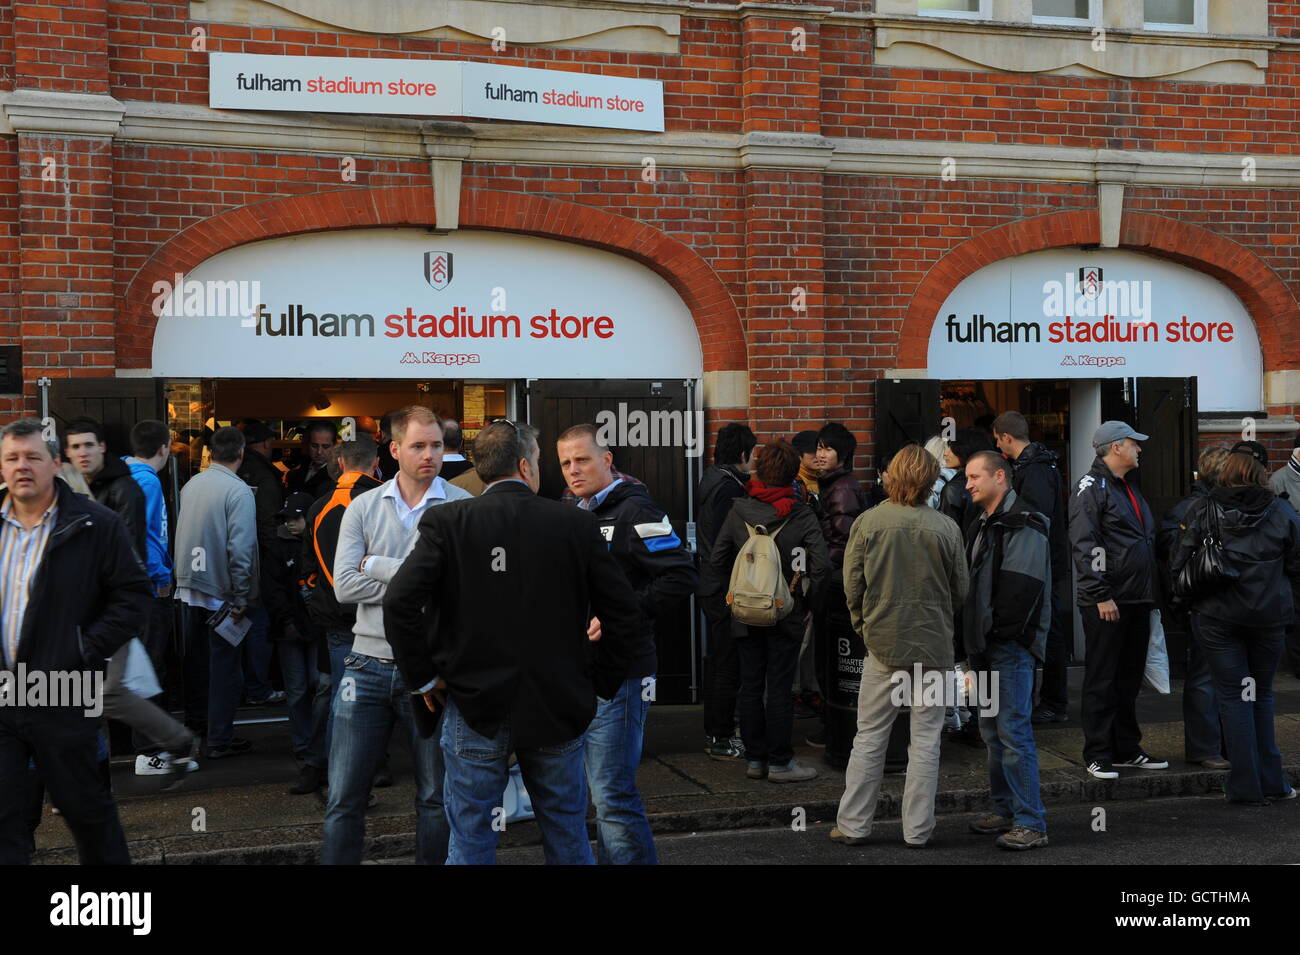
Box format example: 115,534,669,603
747,477,795,518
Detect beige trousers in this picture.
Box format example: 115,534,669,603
835,654,947,845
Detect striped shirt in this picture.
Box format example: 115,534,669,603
0,497,59,668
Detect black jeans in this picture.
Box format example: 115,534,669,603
1080,603,1151,765
183,604,212,738
736,626,801,766
1038,577,1071,714
134,595,175,755
0,706,130,865
701,598,741,739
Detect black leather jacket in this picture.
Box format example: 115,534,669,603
87,455,147,562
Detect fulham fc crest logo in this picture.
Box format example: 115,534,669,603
1077,266,1102,299
425,252,453,291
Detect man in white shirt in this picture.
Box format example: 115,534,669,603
323,405,471,865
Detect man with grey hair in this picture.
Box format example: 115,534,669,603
384,420,641,864
1069,421,1167,780
174,425,260,759
0,419,151,863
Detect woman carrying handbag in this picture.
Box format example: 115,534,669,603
1170,451,1300,805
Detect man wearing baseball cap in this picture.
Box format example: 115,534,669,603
1068,421,1168,779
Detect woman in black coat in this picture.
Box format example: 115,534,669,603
1170,451,1300,805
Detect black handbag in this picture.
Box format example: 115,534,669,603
1173,498,1239,599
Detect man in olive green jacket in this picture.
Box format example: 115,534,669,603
833,444,969,848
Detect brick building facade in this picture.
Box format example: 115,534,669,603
2,0,1299,466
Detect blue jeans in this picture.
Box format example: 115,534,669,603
279,640,325,768
979,640,1046,832
241,606,273,702
1183,618,1224,762
583,675,657,865
441,699,593,865
322,630,353,760
1194,615,1291,803
321,653,447,864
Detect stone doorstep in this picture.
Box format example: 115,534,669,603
35,762,1296,865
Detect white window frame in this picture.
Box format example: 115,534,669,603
917,0,993,21
1032,0,1102,27
1143,0,1209,32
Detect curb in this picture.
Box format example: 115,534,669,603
35,764,1298,864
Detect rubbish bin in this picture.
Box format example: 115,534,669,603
822,607,909,771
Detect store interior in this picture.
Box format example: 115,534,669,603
163,378,510,481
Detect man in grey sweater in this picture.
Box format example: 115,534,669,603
173,426,259,759
322,405,472,865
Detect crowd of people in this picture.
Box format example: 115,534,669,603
0,401,1296,865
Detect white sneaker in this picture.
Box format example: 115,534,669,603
135,754,171,776
135,752,200,776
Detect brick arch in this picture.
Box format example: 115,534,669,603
118,186,745,372
897,209,1300,370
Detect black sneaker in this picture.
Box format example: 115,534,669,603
704,735,745,760
1115,751,1169,770
1032,707,1069,724
208,737,253,759
289,764,325,795
805,729,826,748
1087,760,1119,779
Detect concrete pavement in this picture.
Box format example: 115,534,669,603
31,667,1300,863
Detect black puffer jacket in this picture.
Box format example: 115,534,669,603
237,447,284,550
1011,442,1069,584
703,495,831,638
1,480,151,675
1170,484,1300,629
262,525,316,643
584,479,698,680
815,466,868,568
1068,456,1157,606
87,455,147,562
695,464,747,569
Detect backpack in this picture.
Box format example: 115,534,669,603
726,521,798,627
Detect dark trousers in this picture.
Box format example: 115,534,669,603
134,595,175,756
1080,603,1151,765
1183,616,1224,762
1285,619,1300,678
1195,615,1289,803
701,600,741,740
1038,577,1070,714
736,627,801,766
183,605,212,738
0,706,130,865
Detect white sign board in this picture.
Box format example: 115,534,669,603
925,249,1262,411
150,229,702,379
209,52,665,132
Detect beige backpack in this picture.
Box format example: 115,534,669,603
726,521,798,627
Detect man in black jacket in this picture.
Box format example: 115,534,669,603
299,437,383,795
383,421,641,864
0,419,152,864
695,422,755,759
236,419,284,706
992,411,1071,723
1069,421,1168,780
962,451,1050,851
285,421,337,500
557,423,698,865
63,417,146,559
